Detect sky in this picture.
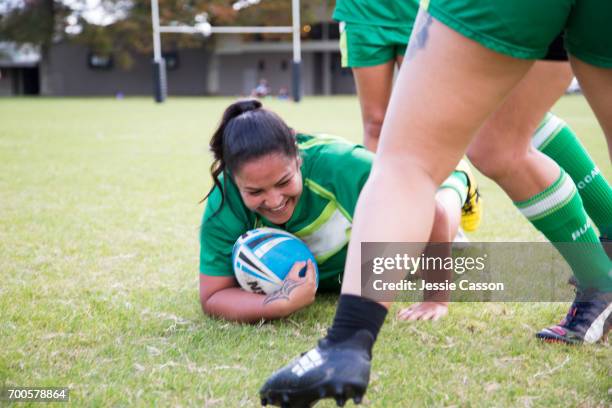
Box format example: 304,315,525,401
63,0,128,26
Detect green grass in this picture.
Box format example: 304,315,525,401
0,96,610,407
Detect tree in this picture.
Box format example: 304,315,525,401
78,0,332,68
76,0,217,70
0,0,334,93
0,0,70,94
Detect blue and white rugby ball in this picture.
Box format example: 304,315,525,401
232,228,319,295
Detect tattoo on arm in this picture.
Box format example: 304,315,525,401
263,279,304,305
405,10,433,61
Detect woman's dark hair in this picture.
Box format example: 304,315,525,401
204,99,299,213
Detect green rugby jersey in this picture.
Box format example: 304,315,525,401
199,133,373,289
333,0,419,28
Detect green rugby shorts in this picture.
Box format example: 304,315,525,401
424,0,612,67
339,22,413,68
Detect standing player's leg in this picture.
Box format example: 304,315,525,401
467,61,572,199
340,12,532,294
534,112,612,241
354,37,477,322
353,62,397,151
570,57,612,160
536,17,612,341
260,10,533,407
466,60,612,344
527,2,612,343
525,35,612,240
340,21,408,152
563,0,612,254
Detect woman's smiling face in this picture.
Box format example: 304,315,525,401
233,153,303,225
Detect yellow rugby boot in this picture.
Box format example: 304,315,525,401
456,159,483,232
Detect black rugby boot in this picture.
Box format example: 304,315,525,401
260,330,373,407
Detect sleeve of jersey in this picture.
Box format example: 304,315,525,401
199,188,249,277
326,145,373,217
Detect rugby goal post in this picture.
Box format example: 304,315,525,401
151,0,302,103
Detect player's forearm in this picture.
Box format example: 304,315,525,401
203,287,290,323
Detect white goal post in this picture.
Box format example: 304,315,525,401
150,0,302,102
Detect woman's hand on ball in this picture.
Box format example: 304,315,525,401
264,259,317,316
284,259,317,312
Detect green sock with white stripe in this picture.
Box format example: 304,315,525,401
439,171,468,206
515,169,612,291
533,113,612,239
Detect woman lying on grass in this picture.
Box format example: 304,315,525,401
199,99,479,323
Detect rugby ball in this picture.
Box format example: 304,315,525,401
232,228,318,295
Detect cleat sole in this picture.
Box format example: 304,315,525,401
536,333,580,346
261,381,367,407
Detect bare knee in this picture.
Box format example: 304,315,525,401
362,114,385,151
467,141,523,182
364,116,384,139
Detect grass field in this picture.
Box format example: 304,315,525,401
0,96,610,407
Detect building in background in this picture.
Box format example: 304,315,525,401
0,21,355,97
46,42,210,97
209,21,355,96
0,43,40,96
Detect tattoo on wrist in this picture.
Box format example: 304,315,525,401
406,10,433,60
263,279,304,305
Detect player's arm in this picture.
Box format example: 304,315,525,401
200,260,317,323
398,202,451,321
199,274,288,322
412,257,452,320
397,258,451,321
